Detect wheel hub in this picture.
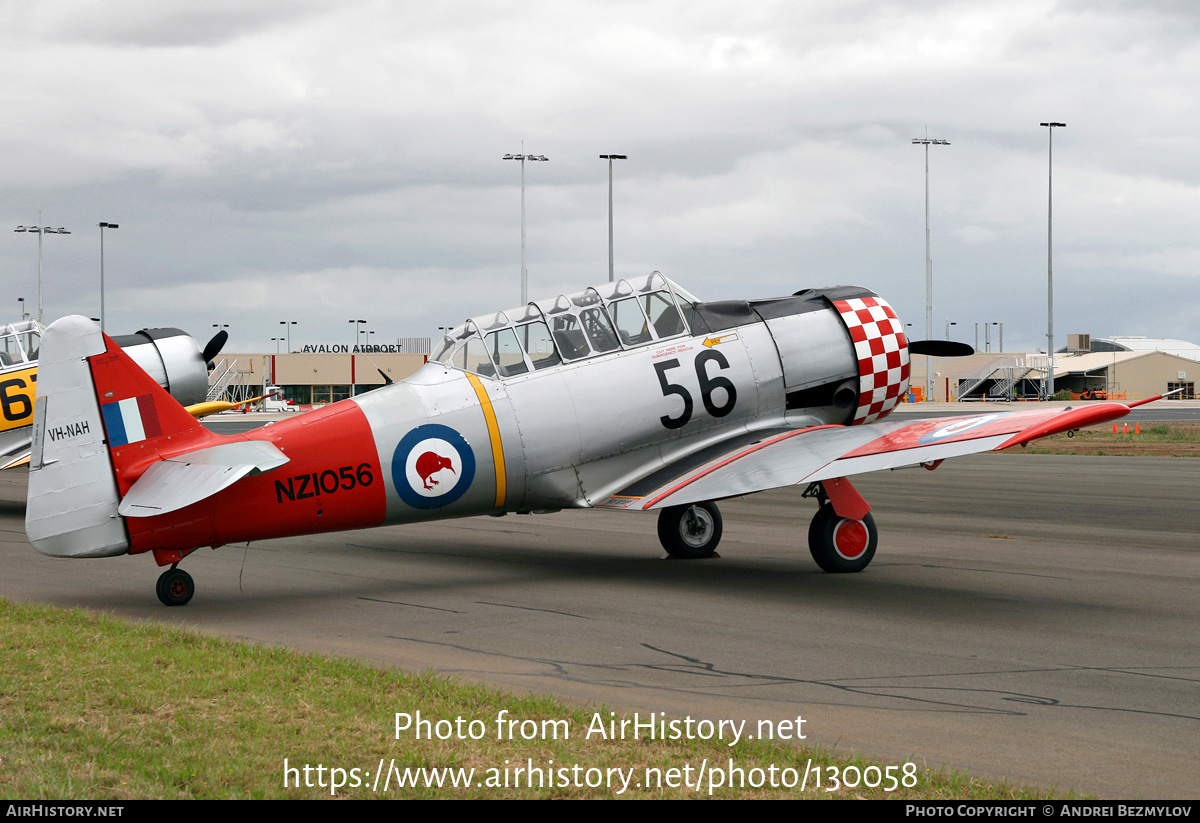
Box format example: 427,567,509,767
680,507,714,548
832,519,868,560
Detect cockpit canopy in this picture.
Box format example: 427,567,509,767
0,320,42,368
432,272,699,380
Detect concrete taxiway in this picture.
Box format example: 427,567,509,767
1,454,1197,798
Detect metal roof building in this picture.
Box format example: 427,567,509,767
1089,337,1200,362
910,348,1198,402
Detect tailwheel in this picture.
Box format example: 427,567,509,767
156,567,195,607
657,502,722,559
807,503,877,573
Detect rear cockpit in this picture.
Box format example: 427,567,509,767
431,272,699,380
0,321,42,370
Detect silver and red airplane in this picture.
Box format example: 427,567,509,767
25,272,1164,605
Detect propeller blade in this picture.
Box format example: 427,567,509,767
909,340,975,357
202,330,228,364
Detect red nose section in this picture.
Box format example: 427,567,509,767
831,296,910,425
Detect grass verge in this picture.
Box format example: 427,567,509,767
0,597,1076,800
1009,421,1200,457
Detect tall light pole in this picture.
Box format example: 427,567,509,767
912,132,949,402
1041,122,1065,398
98,222,118,332
280,321,296,353
17,298,26,321
503,146,549,304
599,154,627,282
348,319,366,348
14,223,71,324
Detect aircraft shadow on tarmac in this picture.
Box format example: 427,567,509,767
48,521,1109,634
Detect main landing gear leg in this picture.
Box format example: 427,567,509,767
156,564,195,607
657,502,723,559
802,479,877,573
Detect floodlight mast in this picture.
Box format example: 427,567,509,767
911,133,950,401
1041,122,1065,398
98,222,119,332
503,145,549,304
14,221,71,324
599,155,627,282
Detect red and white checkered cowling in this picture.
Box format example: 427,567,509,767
831,295,910,425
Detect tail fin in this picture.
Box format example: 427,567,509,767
26,316,209,558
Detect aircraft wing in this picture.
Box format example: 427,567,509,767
596,401,1143,511
117,440,289,517
184,393,278,419
0,429,31,470
2,447,31,470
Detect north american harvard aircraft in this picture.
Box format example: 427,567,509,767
1,320,230,470
25,272,1167,606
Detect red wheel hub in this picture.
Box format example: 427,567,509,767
832,519,868,560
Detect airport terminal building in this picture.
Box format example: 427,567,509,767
211,347,431,407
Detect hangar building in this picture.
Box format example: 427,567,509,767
911,346,1197,402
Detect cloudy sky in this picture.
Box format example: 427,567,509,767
2,1,1197,354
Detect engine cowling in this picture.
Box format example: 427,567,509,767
109,328,210,408
824,290,911,424
690,286,910,426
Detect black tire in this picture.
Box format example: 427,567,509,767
156,568,195,607
657,502,723,559
807,504,877,573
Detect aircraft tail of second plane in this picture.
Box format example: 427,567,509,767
26,316,218,558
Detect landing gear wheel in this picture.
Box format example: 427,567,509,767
807,504,877,573
156,568,195,606
658,502,722,559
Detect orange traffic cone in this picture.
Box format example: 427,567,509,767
1123,423,1129,434
1136,423,1141,434
1112,422,1117,433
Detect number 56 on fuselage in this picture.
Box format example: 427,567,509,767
26,272,1158,606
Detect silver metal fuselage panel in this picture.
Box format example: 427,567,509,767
764,308,858,392
352,313,859,521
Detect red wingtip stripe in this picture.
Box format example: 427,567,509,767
994,403,1131,451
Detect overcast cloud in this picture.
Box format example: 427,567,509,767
2,1,1198,354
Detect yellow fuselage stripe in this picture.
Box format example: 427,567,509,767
465,373,507,507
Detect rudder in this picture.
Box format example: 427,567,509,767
26,316,211,558
27,316,128,557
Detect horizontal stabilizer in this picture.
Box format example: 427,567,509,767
118,440,289,517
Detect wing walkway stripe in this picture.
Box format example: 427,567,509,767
642,424,842,509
